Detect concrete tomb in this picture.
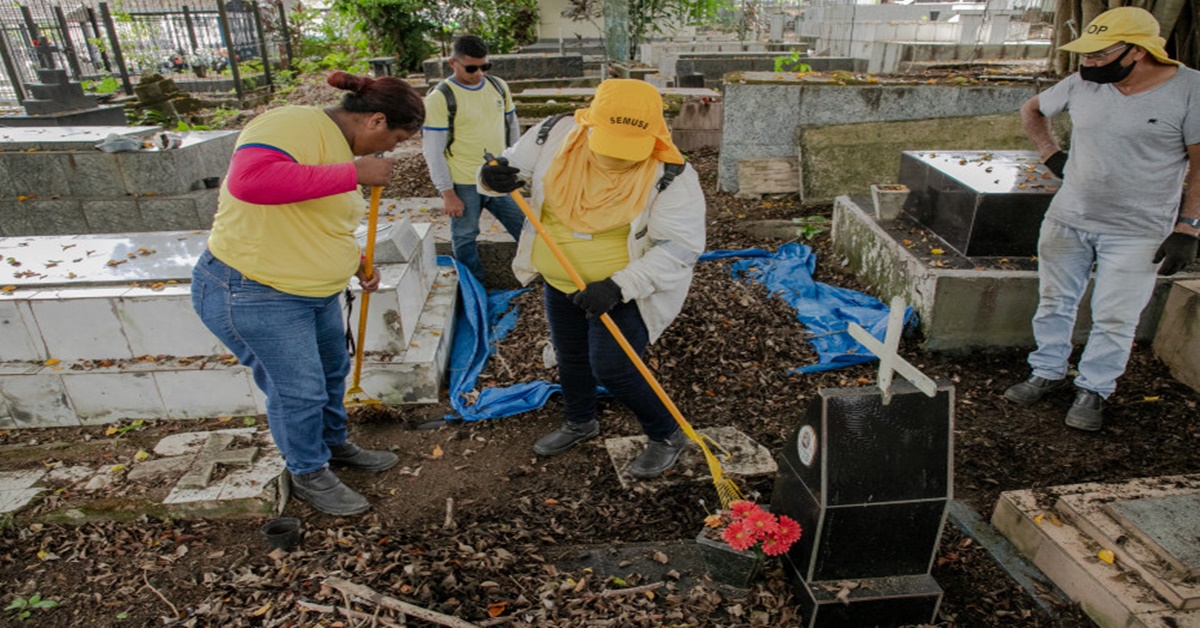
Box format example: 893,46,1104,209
1,35,126,127
0,217,457,429
994,475,1200,626
898,150,1058,257
0,126,236,237
772,300,951,626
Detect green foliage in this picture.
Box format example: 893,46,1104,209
436,0,539,56
208,106,241,129
329,0,434,73
792,215,829,240
291,3,372,74
6,595,58,620
773,51,812,73
176,121,211,131
83,75,121,94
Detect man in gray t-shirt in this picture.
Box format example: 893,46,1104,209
1003,7,1200,431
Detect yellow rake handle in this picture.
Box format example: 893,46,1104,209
349,186,382,392
500,177,740,503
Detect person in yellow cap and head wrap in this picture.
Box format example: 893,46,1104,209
478,79,705,478
1005,7,1200,431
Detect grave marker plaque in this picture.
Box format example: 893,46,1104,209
772,382,953,627
898,150,1058,257
772,301,952,627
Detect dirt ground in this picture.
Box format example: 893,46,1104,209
1,139,1198,627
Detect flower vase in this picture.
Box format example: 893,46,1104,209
695,528,764,588
870,183,909,221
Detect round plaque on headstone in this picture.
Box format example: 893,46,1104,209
797,425,816,467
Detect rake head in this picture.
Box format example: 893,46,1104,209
344,385,382,408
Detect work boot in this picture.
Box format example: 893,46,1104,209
1065,389,1104,432
329,442,399,473
1003,375,1068,406
289,467,370,516
629,428,687,480
533,419,600,457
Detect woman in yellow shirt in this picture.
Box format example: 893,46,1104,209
191,72,423,516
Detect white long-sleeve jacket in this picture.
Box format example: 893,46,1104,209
478,116,706,343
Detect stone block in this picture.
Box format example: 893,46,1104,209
0,469,46,515
1152,280,1200,394
0,296,47,361
67,152,131,197
119,285,226,357
360,268,458,403
82,199,145,233
137,196,203,231
604,425,776,490
797,114,1031,204
737,157,800,197
156,368,257,420
0,372,80,428
423,53,584,81
0,198,88,236
62,371,165,424
28,287,134,360
0,151,72,197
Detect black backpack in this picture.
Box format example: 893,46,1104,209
434,75,514,157
535,113,686,192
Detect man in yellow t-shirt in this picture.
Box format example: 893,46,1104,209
422,35,525,284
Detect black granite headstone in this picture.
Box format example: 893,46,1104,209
771,381,953,627
898,150,1058,257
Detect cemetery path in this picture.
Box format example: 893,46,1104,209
1,148,1194,626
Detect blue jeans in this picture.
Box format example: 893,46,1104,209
191,250,351,475
544,284,676,441
1028,221,1160,398
450,183,525,281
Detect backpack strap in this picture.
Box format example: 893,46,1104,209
485,75,517,147
656,162,686,192
434,81,457,157
536,112,570,145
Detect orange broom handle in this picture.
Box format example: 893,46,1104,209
350,186,382,388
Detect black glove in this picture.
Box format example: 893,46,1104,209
480,157,522,193
1154,232,1199,276
1043,150,1068,179
570,278,623,317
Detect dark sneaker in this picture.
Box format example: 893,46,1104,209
289,467,370,516
329,442,399,473
629,428,687,480
533,419,600,457
1065,389,1104,431
1004,376,1068,406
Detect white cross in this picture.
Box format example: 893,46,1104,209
845,296,937,405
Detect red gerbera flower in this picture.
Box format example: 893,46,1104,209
728,500,759,521
775,515,802,546
760,534,789,556
743,509,779,537
722,520,756,551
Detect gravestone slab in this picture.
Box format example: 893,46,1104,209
604,425,776,490
1106,494,1200,579
0,469,47,515
774,382,953,581
0,231,208,288
0,126,158,151
898,150,1057,257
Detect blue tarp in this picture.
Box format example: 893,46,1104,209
440,243,913,421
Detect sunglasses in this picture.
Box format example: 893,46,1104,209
460,62,492,73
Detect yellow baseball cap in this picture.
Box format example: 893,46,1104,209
1059,7,1179,65
575,79,682,163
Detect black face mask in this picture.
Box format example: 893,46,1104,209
1080,46,1135,84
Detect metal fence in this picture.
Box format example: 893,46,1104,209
0,0,291,106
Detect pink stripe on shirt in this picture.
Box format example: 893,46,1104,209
226,145,358,205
